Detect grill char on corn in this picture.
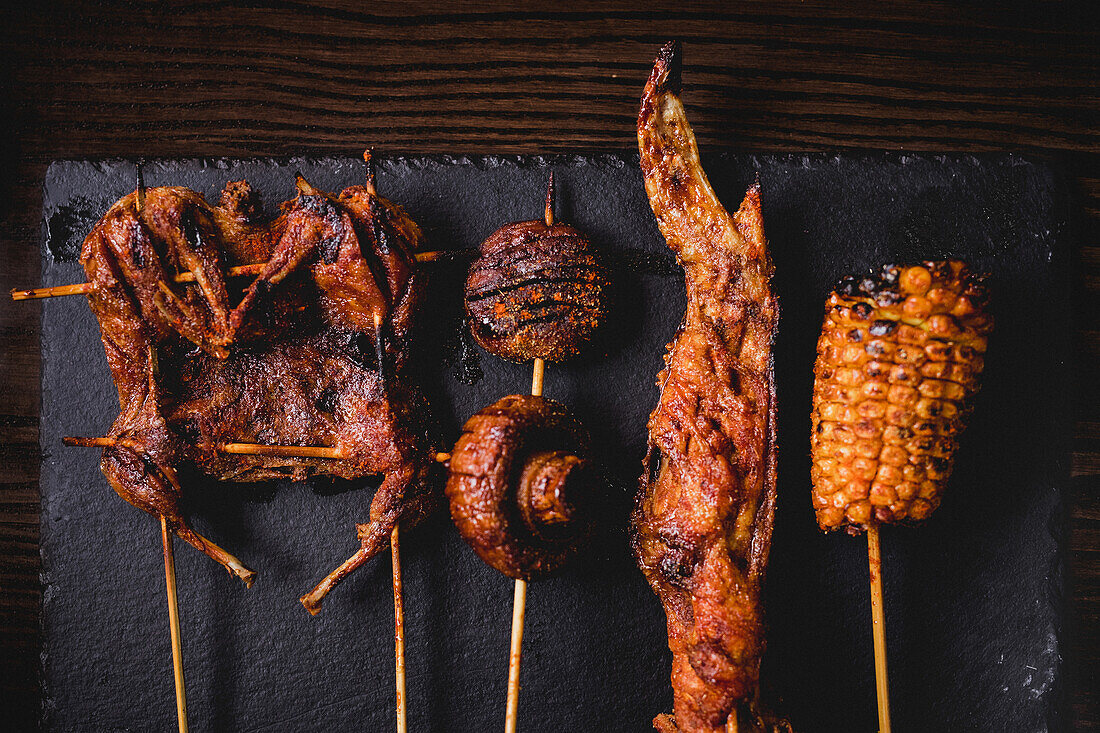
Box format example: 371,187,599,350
810,261,993,532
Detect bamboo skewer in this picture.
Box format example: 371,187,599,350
531,357,545,396
161,515,189,733
66,436,452,466
11,252,443,301
503,355,545,733
392,524,408,733
505,576,528,733
503,177,558,733
374,307,408,733
221,442,342,459
867,523,891,733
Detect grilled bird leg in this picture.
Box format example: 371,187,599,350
633,42,783,733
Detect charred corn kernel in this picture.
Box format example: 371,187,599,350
888,363,919,384
887,384,919,405
880,445,908,466
810,260,992,533
852,422,881,442
909,499,934,520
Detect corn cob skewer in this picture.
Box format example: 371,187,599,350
810,260,993,731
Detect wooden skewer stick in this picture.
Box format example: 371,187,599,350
161,515,189,733
373,307,408,733
220,442,343,459
867,523,892,733
504,355,545,733
11,282,95,300
505,575,528,733
66,436,453,466
504,175,557,733
392,524,408,733
11,252,443,301
726,712,738,733
544,170,555,227
530,357,545,396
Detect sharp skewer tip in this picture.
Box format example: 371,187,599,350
544,170,555,227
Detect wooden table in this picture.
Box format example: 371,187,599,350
0,2,1095,729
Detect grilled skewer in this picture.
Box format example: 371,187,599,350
34,154,440,733
446,173,605,732
11,252,443,301
633,41,785,733
465,172,607,363
810,260,993,731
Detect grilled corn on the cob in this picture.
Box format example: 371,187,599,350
810,261,993,532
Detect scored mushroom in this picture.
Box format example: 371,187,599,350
445,394,599,580
464,174,608,363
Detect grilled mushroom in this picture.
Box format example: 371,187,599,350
445,394,598,580
465,174,607,363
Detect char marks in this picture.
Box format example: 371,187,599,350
633,42,781,733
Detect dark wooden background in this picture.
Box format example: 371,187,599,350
0,2,1095,729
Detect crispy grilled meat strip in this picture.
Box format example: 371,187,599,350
633,42,783,733
80,161,438,602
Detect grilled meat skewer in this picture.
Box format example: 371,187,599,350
79,156,438,605
465,173,608,363
633,42,784,733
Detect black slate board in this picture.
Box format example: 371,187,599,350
38,153,1070,733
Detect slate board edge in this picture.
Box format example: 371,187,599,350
1043,154,1075,733
36,153,1072,731
40,150,1065,264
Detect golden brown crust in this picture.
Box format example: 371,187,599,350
633,41,780,733
810,261,992,531
79,173,438,593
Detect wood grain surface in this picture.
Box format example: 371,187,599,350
0,2,1096,730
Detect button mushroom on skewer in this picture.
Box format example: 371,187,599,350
446,393,598,581
447,172,606,733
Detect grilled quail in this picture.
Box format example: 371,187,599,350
79,155,439,609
